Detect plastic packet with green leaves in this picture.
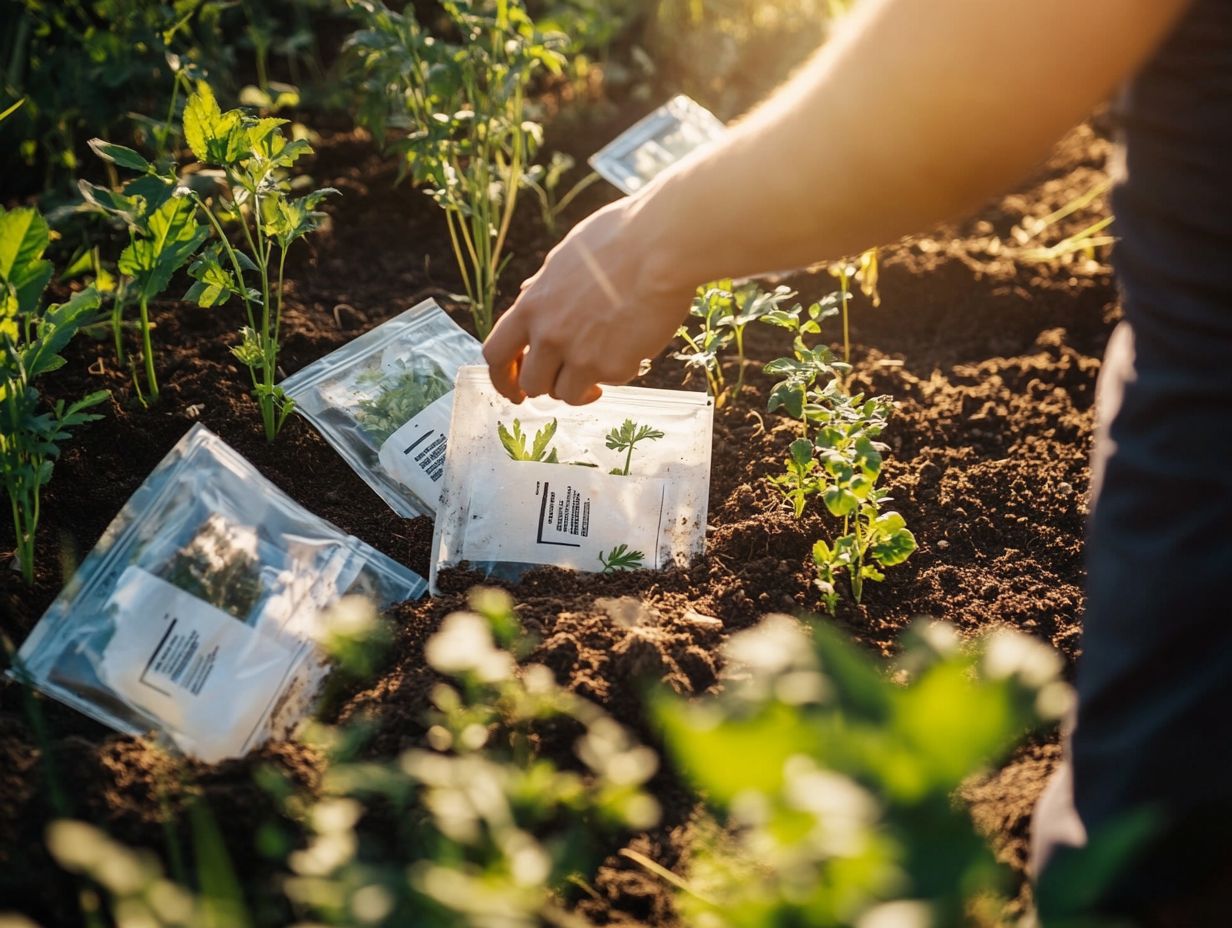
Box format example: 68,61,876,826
10,425,426,763
430,366,714,593
279,299,483,517
589,94,727,195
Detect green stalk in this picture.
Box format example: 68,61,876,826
733,325,746,397
622,443,634,477
851,512,864,604
138,293,159,399
193,194,259,335
839,268,852,367
10,489,33,585
252,190,276,441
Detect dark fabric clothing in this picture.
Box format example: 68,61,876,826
1036,0,1232,915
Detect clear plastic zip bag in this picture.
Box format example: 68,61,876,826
430,366,714,593
10,424,427,763
280,299,484,517
588,95,727,195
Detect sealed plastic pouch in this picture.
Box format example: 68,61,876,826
280,299,483,517
11,425,426,762
589,95,727,195
430,366,713,592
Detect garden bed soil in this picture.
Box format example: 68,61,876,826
1,106,1118,926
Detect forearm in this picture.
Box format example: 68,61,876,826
633,0,1190,291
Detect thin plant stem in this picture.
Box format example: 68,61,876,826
138,294,158,399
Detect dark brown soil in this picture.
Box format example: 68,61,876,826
0,108,1118,924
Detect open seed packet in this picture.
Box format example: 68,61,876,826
280,299,484,517
11,425,426,763
430,366,714,593
588,94,727,195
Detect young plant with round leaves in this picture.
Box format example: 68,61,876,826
807,387,915,612
178,82,338,441
760,294,845,518
0,207,108,584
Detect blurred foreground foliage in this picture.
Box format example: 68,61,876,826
3,589,1137,928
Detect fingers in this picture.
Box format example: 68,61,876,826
482,306,530,402
552,364,604,406
518,342,563,398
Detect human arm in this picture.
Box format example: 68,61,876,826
484,0,1192,404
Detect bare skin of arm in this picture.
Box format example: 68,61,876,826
483,0,1192,405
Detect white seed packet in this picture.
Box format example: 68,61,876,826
588,94,727,195
430,366,714,593
280,299,484,517
11,425,426,763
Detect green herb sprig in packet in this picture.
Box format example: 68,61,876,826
280,299,483,517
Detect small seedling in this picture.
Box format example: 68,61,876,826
828,247,880,368
674,280,796,405
347,0,567,336
80,140,207,400
605,419,664,475
179,81,338,441
807,389,916,613
0,207,108,584
522,152,602,236
599,544,645,572
498,417,560,462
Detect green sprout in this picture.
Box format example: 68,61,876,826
347,0,567,337
604,419,664,476
521,151,602,236
0,207,108,585
80,140,208,401
675,280,797,405
179,81,339,441
599,544,645,572
498,417,560,462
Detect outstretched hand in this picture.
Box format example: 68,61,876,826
482,196,695,405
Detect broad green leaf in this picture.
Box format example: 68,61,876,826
87,138,150,172
77,179,145,228
656,699,818,803
822,485,859,518
118,195,207,299
183,82,244,165
872,528,916,567
122,174,176,218
788,437,814,470
0,206,54,317
768,382,804,420
22,287,102,379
